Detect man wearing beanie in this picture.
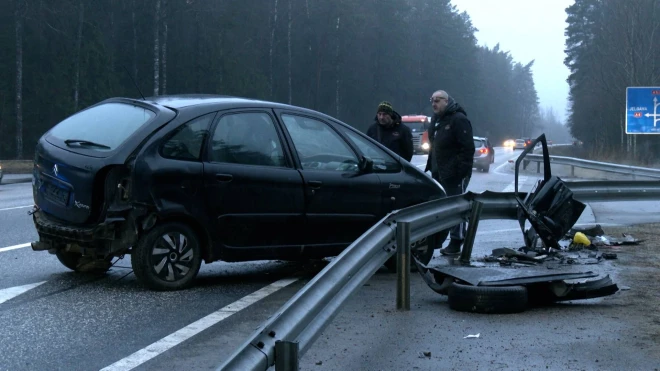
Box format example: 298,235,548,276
366,101,413,162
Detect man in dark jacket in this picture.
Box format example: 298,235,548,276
367,101,413,162
424,90,475,255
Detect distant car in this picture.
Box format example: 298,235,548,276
29,95,450,290
0,164,3,184
473,136,494,172
514,139,526,150
503,139,515,147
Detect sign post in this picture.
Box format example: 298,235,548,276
626,87,660,134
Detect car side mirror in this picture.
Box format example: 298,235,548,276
358,156,374,173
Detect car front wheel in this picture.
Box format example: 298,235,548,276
132,222,202,291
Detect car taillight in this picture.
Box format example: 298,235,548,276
480,148,488,154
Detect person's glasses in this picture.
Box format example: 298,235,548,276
430,97,446,103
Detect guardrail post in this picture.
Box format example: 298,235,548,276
571,165,575,177
536,162,540,173
275,340,299,371
396,222,411,311
459,201,483,264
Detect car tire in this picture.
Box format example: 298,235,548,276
56,250,113,273
482,164,490,173
56,250,83,271
447,282,528,314
384,229,448,272
132,222,202,291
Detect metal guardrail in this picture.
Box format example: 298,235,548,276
523,153,660,179
216,180,660,371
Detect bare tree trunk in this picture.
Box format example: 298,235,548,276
269,0,278,98
109,0,115,70
132,0,138,80
161,0,168,94
15,1,24,159
287,0,292,104
73,1,84,112
335,16,341,117
153,0,161,96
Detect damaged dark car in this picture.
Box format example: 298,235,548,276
29,95,447,290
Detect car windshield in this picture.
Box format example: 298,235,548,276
48,102,156,151
402,121,427,133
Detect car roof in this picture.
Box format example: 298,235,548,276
142,94,291,110
121,94,344,122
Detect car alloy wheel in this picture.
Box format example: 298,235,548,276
151,232,195,282
132,222,202,291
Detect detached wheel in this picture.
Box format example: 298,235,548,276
56,250,112,273
448,282,528,314
132,222,202,291
56,250,83,271
384,230,448,272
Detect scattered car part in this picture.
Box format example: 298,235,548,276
448,282,528,314
514,134,586,251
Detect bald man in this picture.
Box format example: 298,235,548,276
424,90,475,255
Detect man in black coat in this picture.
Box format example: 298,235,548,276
424,90,475,255
366,101,413,162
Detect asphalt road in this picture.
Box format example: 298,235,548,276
1,147,659,370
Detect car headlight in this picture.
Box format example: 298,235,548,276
422,143,430,150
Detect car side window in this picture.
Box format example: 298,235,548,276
336,126,402,173
209,112,287,167
161,113,214,161
280,114,359,172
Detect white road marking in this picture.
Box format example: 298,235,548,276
0,281,46,305
0,243,30,253
0,205,32,212
100,277,300,371
503,176,528,192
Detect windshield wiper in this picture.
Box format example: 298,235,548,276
64,139,111,149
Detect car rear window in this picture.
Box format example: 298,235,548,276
473,139,483,147
48,102,156,150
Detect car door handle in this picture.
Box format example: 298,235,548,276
215,174,233,182
307,180,323,188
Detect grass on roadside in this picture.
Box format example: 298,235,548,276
0,160,33,174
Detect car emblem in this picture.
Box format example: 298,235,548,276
53,164,59,177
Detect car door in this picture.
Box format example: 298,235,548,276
202,110,305,256
333,124,421,213
275,111,381,247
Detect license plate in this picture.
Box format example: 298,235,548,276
43,182,70,206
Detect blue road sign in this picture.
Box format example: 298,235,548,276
626,87,660,134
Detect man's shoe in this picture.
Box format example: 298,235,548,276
440,239,462,256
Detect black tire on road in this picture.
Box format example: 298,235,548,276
56,250,83,271
448,282,528,314
55,250,113,273
384,229,449,272
132,222,202,291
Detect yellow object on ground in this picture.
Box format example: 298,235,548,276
573,232,591,246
